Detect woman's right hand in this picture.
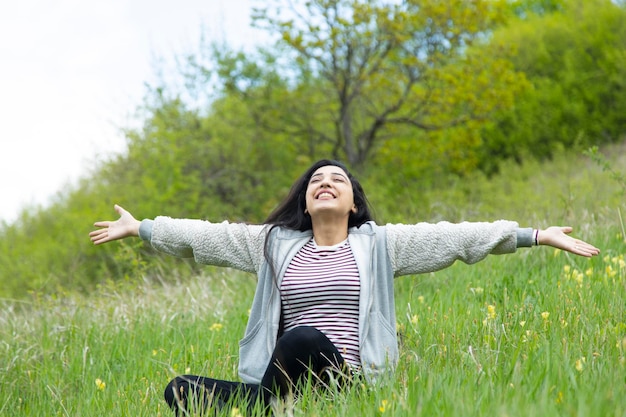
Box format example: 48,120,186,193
89,204,141,245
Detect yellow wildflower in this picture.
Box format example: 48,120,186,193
555,391,564,404
541,311,550,320
209,323,223,332
606,265,616,278
379,399,389,413
487,304,497,320
417,295,425,304
575,357,586,372
95,378,106,391
573,270,583,285
231,407,244,417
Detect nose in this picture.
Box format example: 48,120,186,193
316,174,332,187
320,178,333,189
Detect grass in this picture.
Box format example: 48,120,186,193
1,145,625,416
3,247,625,417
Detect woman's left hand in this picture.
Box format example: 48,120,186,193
537,226,600,257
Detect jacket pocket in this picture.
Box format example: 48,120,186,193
360,311,399,377
239,319,263,347
238,320,270,384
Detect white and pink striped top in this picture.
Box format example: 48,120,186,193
280,238,361,368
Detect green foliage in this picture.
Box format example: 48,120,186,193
0,185,107,297
508,0,565,17
365,142,626,228
479,0,626,173
585,146,626,196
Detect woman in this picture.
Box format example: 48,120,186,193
89,159,599,415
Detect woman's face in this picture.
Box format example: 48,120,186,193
304,165,356,220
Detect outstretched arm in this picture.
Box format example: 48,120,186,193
89,204,141,245
537,226,599,257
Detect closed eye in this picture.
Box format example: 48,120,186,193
309,171,348,184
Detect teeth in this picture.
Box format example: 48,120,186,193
318,192,334,199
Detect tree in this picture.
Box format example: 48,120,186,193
479,0,626,172
207,0,525,167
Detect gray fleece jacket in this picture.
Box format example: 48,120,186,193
139,217,533,383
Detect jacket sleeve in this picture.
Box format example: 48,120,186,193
386,220,524,276
140,217,267,273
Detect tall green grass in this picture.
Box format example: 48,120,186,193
1,146,625,416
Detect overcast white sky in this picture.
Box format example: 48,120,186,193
0,0,266,223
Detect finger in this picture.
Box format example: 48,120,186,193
92,230,113,245
560,226,573,235
89,230,107,243
571,241,600,257
89,229,106,238
572,238,599,250
93,221,112,228
92,236,109,245
581,244,600,255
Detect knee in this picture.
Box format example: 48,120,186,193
163,375,191,415
163,376,187,410
278,325,326,348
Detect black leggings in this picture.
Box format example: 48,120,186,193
164,326,348,415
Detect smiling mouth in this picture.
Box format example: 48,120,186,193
316,192,335,199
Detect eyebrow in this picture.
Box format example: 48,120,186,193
311,172,348,180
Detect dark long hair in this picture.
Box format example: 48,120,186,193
263,159,374,283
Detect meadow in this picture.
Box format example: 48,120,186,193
1,146,625,416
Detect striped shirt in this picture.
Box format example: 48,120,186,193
280,237,361,368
